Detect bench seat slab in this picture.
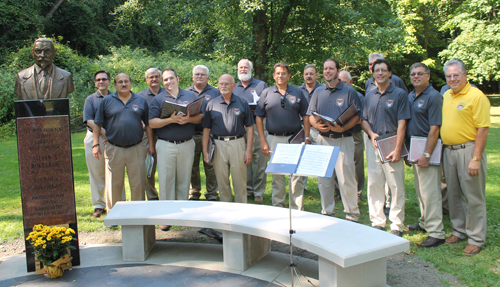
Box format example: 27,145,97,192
122,225,156,261
223,231,271,271
319,256,387,287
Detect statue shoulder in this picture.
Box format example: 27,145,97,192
17,65,36,80
54,65,72,78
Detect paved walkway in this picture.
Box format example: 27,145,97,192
0,242,319,287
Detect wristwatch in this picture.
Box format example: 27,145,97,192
472,156,480,161
305,137,311,140
423,152,431,159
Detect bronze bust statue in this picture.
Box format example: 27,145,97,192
15,38,75,100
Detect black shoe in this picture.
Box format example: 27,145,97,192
92,208,105,218
420,236,445,248
390,230,403,237
407,224,427,233
207,198,218,201
373,226,385,231
199,228,223,243
189,198,200,201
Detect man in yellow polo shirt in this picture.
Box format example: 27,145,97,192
441,58,490,256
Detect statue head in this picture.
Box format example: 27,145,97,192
32,38,55,70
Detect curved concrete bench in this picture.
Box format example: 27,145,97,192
104,200,409,287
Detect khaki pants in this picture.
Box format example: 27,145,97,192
246,123,268,197
105,142,146,210
413,164,445,239
268,134,304,210
353,130,365,192
141,134,159,200
317,135,360,220
156,139,195,201
443,143,487,246
213,137,247,203
84,131,106,209
366,140,406,231
189,133,218,200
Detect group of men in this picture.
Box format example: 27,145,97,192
83,54,490,255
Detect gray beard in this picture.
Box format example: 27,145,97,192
238,73,251,82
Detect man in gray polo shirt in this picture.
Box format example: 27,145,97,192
339,70,365,203
365,53,408,215
256,62,310,210
149,69,203,216
405,62,445,247
137,68,164,201
307,59,362,221
84,70,111,217
361,59,410,236
299,64,322,143
233,59,268,202
203,74,254,203
92,73,153,211
186,65,220,201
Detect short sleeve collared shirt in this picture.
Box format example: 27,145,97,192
149,88,200,141
298,82,322,103
233,77,268,104
255,85,308,134
406,85,442,141
362,84,411,136
441,83,491,145
307,81,362,136
83,90,110,131
203,94,254,136
137,87,165,107
186,84,221,132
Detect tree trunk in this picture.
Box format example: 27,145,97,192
253,9,268,82
45,0,65,22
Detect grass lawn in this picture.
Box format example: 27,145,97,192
1,107,499,286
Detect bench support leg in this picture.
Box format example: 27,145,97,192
222,231,270,271
121,225,155,261
319,256,387,287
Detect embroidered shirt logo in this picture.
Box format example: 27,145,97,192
132,105,139,111
457,103,465,110
418,100,425,108
336,99,344,107
234,108,241,116
205,95,211,101
183,101,189,105
386,100,394,108
289,96,296,104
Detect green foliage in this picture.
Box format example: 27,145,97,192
439,0,500,84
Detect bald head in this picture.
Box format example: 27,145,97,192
339,71,353,86
218,74,235,96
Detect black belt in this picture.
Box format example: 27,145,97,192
269,131,296,137
108,140,141,148
194,131,203,135
159,138,191,144
320,132,353,139
214,135,244,141
444,141,474,150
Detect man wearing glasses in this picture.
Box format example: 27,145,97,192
365,53,408,94
92,73,153,211
441,58,490,255
256,62,310,210
307,60,362,220
83,70,112,217
186,65,220,201
405,63,445,247
202,74,254,203
361,59,410,236
137,68,164,201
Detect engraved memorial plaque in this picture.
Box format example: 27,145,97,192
16,99,80,272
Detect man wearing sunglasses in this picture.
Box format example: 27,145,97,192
307,59,362,221
83,70,112,218
256,62,310,210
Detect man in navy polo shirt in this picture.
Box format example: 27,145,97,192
256,62,310,210
405,63,445,247
233,59,268,202
202,74,254,203
361,59,410,236
307,59,362,221
137,68,164,201
186,65,220,201
83,70,111,217
149,69,203,212
299,64,322,143
92,73,153,211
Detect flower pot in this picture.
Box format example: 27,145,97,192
44,264,64,279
